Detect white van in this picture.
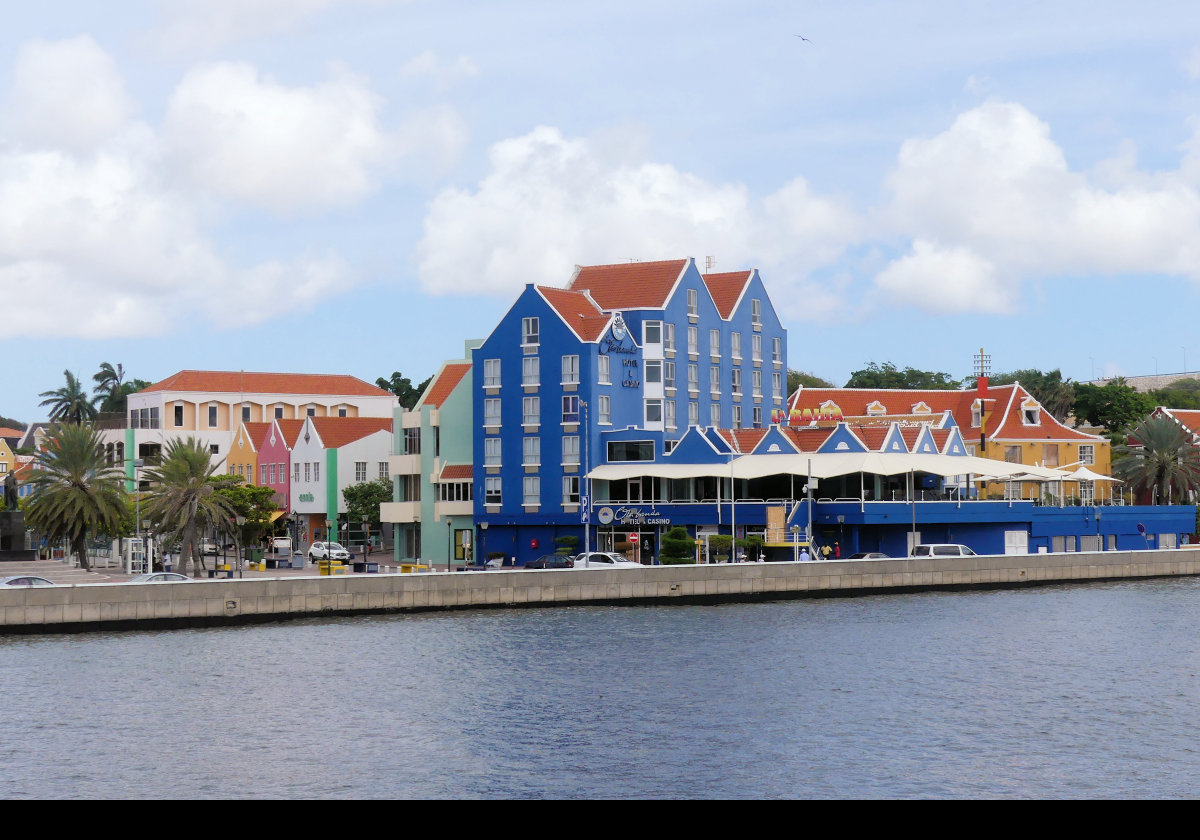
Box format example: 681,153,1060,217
910,544,977,557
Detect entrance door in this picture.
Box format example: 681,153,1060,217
1004,529,1029,555
628,477,643,503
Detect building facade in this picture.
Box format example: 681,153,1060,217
471,258,788,565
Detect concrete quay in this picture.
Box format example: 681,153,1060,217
2,546,1199,634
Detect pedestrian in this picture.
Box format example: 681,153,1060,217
820,542,832,561
834,542,841,559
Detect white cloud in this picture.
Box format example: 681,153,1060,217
1185,46,1200,80
398,51,479,91
875,101,1200,312
0,40,357,340
162,62,402,213
6,36,136,152
415,126,860,314
874,240,1011,313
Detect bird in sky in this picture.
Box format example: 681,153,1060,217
794,34,812,43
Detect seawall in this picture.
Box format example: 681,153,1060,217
3,547,1199,633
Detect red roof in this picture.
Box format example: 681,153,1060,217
272,419,307,448
702,271,751,318
0,427,24,438
715,428,768,453
439,464,473,480
141,370,394,398
420,363,471,408
566,259,688,309
788,385,1100,443
539,286,609,342
308,416,392,449
238,422,273,452
1157,408,1200,439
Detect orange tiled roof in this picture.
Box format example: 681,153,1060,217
308,416,392,449
141,370,394,398
788,386,1101,443
538,286,609,341
702,271,751,318
273,419,307,448
781,427,836,452
854,426,889,450
0,427,24,438
566,259,688,309
439,464,474,480
715,428,768,453
1160,408,1200,439
421,363,471,408
236,422,272,451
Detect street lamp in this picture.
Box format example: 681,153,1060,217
362,515,370,558
133,458,144,574
324,518,333,575
479,521,488,569
235,515,246,578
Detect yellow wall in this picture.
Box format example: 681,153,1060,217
227,425,258,485
0,439,12,474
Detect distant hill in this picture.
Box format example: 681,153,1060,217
0,416,26,431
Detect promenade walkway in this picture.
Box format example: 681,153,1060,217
0,553,410,585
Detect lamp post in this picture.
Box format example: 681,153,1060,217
447,519,453,574
133,458,144,574
362,515,370,558
324,518,333,574
479,521,488,568
235,515,246,578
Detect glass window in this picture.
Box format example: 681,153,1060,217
664,323,675,352
313,462,319,482
710,403,721,427
562,355,580,384
644,321,662,345
562,395,580,423
665,400,676,429
355,461,367,482
523,396,540,425
752,370,762,397
522,356,540,386
732,405,742,428
688,401,699,426
484,358,501,387
598,395,611,424
645,399,663,423
731,332,741,359
275,405,284,419
1005,445,1022,463
1079,445,1095,465
241,405,251,422
485,476,502,504
562,436,580,465
174,405,184,426
752,298,762,325
523,436,540,466
688,364,699,391
563,476,580,505
598,355,610,384
484,437,501,465
293,464,300,482
304,463,311,482
404,427,421,454
379,461,389,480
484,398,501,426
752,334,762,362
752,406,762,428
664,361,675,388
688,326,698,354
687,288,698,316
208,405,217,427
607,440,654,461
646,360,663,384
710,329,720,356
261,465,268,484
523,476,540,506
732,368,742,395
522,317,539,346
772,337,782,364
270,464,277,484
772,371,782,399
710,365,720,394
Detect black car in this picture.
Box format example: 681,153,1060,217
523,554,575,569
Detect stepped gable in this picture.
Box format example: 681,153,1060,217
308,416,393,449
419,363,471,408
566,259,689,309
702,271,752,319
140,370,392,397
538,286,610,341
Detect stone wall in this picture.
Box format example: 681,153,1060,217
3,548,1200,633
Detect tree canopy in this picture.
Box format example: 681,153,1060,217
1073,379,1156,437
39,370,98,424
787,370,835,394
144,437,237,576
845,362,960,390
376,371,432,410
1149,377,1200,411
343,478,392,527
1115,416,1200,504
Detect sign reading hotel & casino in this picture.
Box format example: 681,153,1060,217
596,506,670,526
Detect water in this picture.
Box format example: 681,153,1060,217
4,577,1200,798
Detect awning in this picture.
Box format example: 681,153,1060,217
269,510,286,522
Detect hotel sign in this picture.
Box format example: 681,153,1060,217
597,505,670,526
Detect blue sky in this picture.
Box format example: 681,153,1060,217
5,1,1200,423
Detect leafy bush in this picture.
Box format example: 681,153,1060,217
660,527,694,564
555,535,580,556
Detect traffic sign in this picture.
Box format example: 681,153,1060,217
628,533,639,543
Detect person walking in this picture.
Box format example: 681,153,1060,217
834,542,841,559
819,542,832,561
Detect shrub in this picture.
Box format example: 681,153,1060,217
660,526,694,564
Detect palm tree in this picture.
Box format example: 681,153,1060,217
1115,416,1200,504
39,370,98,424
23,424,127,570
143,437,235,577
92,362,126,413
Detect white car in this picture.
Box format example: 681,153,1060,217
572,552,643,569
309,541,351,562
910,544,977,557
199,538,220,556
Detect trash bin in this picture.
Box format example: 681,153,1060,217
245,547,264,564
352,561,367,573
291,552,305,570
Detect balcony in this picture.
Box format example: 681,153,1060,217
380,501,421,523
388,454,421,476
434,500,473,518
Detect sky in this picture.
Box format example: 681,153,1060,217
5,1,1200,424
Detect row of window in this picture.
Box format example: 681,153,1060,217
158,404,351,429
483,475,580,507
1003,444,1095,466
484,395,582,426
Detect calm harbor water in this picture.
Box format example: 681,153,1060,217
4,577,1200,799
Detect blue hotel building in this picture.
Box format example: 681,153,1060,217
472,258,787,565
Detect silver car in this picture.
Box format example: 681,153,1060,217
0,575,56,587
129,573,193,583
572,552,643,569
308,541,350,562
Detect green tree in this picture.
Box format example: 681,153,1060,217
1149,377,1200,411
376,371,432,410
92,362,125,412
1115,416,1200,504
0,416,26,431
845,362,960,389
979,369,1076,422
342,478,392,527
24,423,127,570
659,526,695,564
210,476,279,548
143,437,236,577
787,370,835,394
39,370,98,424
1073,380,1156,437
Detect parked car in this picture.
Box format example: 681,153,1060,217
308,541,351,562
199,538,220,556
0,575,56,587
847,552,889,560
523,554,574,570
910,544,977,557
572,552,643,569
129,573,192,584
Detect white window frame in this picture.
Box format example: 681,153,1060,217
710,329,720,356
562,435,580,466
485,476,502,505
687,288,698,317
483,358,501,387
598,355,611,384
523,436,540,467
598,395,611,425
644,321,662,346
523,476,540,506
484,398,502,426
484,437,502,466
688,401,699,426
688,326,699,355
772,337,782,364
523,396,540,426
563,475,580,505
645,398,663,424
1079,444,1095,466
522,317,540,347
710,403,721,427
665,399,676,429
710,365,721,395
562,354,580,384
731,368,742,396
646,360,663,384
732,405,742,429
522,356,540,386
752,334,762,362
664,323,675,352
731,331,742,361
562,394,580,424
752,298,762,326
